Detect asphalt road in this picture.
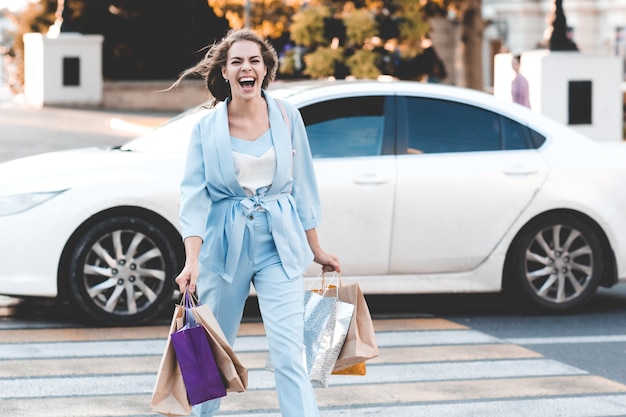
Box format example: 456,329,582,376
0,97,176,163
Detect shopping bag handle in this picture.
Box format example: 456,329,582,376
179,289,202,308
322,271,342,290
179,289,203,327
308,271,342,295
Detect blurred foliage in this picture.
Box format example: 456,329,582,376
346,49,381,79
343,8,378,47
289,0,431,79
290,5,330,48
207,0,298,38
303,45,345,79
11,0,56,53
4,0,56,92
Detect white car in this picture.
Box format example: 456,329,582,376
2,80,626,325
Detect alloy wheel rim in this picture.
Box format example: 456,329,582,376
524,224,594,304
82,229,166,316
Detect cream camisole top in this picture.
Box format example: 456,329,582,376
231,129,276,196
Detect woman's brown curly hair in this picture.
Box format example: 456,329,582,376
171,29,278,107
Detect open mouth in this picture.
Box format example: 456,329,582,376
239,77,256,88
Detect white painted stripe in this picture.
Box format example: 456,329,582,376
0,330,498,360
0,339,168,360
0,374,155,400
220,394,626,417
0,359,585,399
507,334,626,345
235,329,499,350
322,394,626,417
368,330,500,347
250,359,585,390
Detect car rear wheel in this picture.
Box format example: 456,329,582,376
66,215,177,325
506,213,604,312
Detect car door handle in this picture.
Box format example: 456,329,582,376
353,174,391,185
503,166,539,176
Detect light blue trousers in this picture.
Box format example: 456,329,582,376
193,211,319,417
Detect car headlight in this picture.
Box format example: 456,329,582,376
0,190,67,216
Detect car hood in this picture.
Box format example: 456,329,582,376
0,146,177,195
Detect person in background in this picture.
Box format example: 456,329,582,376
511,54,531,108
172,28,341,417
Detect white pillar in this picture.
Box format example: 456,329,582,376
494,50,623,142
23,32,104,107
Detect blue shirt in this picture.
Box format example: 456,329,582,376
179,91,322,282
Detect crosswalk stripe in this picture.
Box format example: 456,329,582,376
0,329,499,360
5,393,626,417
0,318,463,343
508,335,626,345
0,344,540,378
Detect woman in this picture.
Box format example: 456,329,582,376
173,29,341,417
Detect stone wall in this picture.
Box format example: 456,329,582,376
102,79,209,112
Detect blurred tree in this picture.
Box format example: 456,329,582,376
206,0,298,39
289,5,330,48
341,8,380,78
425,0,485,90
287,0,429,79
392,0,428,57
8,0,56,91
346,49,381,79
303,45,344,78
343,8,378,46
12,0,56,52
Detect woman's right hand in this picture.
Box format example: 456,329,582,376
175,261,199,294
176,236,203,294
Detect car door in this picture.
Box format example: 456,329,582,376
390,95,549,274
299,95,396,275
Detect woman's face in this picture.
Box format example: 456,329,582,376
222,40,267,100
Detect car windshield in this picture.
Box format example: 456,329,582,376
119,106,211,154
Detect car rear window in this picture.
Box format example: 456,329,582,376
405,97,502,153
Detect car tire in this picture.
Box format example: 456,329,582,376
66,215,178,325
505,213,604,312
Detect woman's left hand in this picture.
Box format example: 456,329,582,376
305,228,341,273
313,250,341,273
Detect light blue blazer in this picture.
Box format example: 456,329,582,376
179,91,322,282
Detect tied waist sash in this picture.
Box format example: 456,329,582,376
223,192,297,282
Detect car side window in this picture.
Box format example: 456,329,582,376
529,129,547,148
502,116,531,150
405,97,502,154
299,96,385,158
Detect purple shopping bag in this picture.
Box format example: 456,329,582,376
171,292,226,405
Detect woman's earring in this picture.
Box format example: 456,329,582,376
224,78,229,83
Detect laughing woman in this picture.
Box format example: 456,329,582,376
172,29,341,417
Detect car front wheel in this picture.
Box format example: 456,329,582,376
506,213,604,312
65,215,178,325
